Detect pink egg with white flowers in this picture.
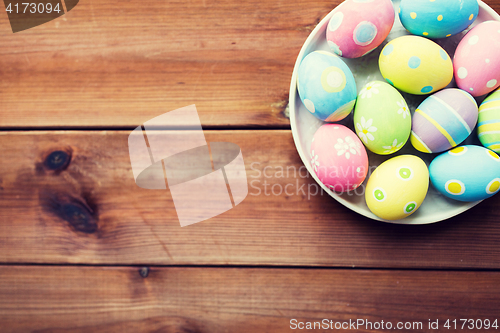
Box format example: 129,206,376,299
454,21,500,97
310,124,368,192
326,0,394,58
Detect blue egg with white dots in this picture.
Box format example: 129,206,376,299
297,50,357,122
399,0,479,39
430,145,500,202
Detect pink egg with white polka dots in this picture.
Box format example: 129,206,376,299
326,0,394,59
310,124,369,193
454,21,500,97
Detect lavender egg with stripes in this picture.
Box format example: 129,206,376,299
410,88,478,153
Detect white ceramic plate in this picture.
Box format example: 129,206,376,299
289,0,500,224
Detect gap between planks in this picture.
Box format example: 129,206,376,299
1,263,500,273
0,125,291,132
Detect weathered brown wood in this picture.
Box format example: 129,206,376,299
2,1,500,330
0,266,499,332
2,0,498,128
0,0,336,128
1,130,500,268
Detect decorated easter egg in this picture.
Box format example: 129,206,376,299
399,0,478,39
365,155,429,220
297,50,357,122
326,0,394,58
478,88,500,153
379,36,453,95
353,80,411,155
454,21,500,97
410,88,478,153
310,124,368,193
429,145,500,202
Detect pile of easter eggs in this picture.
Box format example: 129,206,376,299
298,0,500,221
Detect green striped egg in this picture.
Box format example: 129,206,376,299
478,88,500,153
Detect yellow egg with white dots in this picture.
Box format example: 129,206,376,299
365,155,429,220
379,36,453,95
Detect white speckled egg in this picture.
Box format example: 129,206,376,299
354,80,411,155
297,50,357,122
379,36,453,95
454,21,500,97
399,0,478,39
410,88,478,153
365,155,429,220
326,0,394,58
430,145,500,202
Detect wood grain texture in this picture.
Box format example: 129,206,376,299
2,0,499,129
0,266,499,333
0,0,335,128
1,130,500,268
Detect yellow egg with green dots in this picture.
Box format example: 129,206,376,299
365,155,429,220
379,36,453,95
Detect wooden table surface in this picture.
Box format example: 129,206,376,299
1,1,500,332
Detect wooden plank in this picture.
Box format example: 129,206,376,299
0,266,499,332
0,0,337,128
3,0,498,128
1,130,500,268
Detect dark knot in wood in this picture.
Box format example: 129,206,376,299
44,150,72,171
40,191,98,234
60,203,96,233
139,267,149,278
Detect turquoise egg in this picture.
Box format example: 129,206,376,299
429,145,500,202
297,50,357,122
399,0,479,39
